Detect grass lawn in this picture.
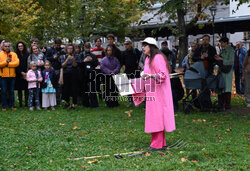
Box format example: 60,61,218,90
0,96,249,170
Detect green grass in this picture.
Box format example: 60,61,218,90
0,97,249,170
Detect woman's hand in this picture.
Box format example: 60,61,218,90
142,74,155,80
214,54,223,61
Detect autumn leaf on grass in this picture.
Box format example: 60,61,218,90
88,159,98,164
73,126,78,130
81,165,87,168
145,152,151,157
59,123,65,126
226,128,231,132
125,111,132,117
181,158,187,162
191,160,198,163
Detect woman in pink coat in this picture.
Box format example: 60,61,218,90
132,37,176,150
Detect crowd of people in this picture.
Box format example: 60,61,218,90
0,33,249,112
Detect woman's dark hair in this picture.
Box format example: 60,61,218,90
66,44,74,54
74,44,82,54
95,38,102,43
15,41,28,56
105,45,113,56
147,44,170,72
219,37,229,44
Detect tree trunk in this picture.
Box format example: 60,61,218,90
177,8,188,67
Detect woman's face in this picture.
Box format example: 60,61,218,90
67,46,73,54
18,43,24,52
75,47,80,54
220,42,228,48
142,44,150,56
107,47,112,56
32,46,39,55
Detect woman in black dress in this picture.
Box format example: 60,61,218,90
15,41,29,107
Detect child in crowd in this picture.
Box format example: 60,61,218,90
26,61,43,111
41,61,57,110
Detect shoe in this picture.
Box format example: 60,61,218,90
149,147,164,151
29,107,34,111
11,107,17,110
63,104,70,109
36,107,41,110
51,107,55,110
69,106,75,110
126,102,133,108
2,108,7,111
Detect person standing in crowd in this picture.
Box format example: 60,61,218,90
106,34,122,64
121,40,141,107
45,38,65,105
0,41,20,111
28,45,45,71
215,37,234,111
161,40,176,70
0,39,5,52
80,42,99,108
192,35,216,110
15,41,29,108
242,50,250,107
100,45,120,108
132,37,175,150
61,44,79,110
41,61,57,110
74,44,82,58
91,38,105,101
26,61,42,111
41,46,47,56
234,41,247,95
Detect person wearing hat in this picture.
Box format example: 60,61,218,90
132,37,176,150
121,39,141,107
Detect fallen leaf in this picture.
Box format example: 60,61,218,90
226,128,231,132
81,165,87,168
87,159,98,164
181,158,187,162
128,113,132,117
74,148,78,151
59,123,65,126
179,151,184,154
145,152,151,157
4,159,8,162
191,160,198,163
73,126,78,130
159,152,165,157
50,160,53,163
217,169,223,171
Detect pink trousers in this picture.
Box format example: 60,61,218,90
150,131,166,149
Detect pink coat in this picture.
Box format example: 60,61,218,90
132,54,176,133
26,70,43,89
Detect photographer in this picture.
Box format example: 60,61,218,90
79,42,99,108
45,38,65,105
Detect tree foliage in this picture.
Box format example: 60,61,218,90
0,0,143,45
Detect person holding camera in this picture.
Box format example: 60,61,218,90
79,43,99,108
61,44,79,110
45,38,65,105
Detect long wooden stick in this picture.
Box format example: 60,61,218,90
73,151,143,160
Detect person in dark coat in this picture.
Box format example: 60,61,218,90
121,40,141,107
79,42,99,108
15,41,29,107
106,34,122,64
